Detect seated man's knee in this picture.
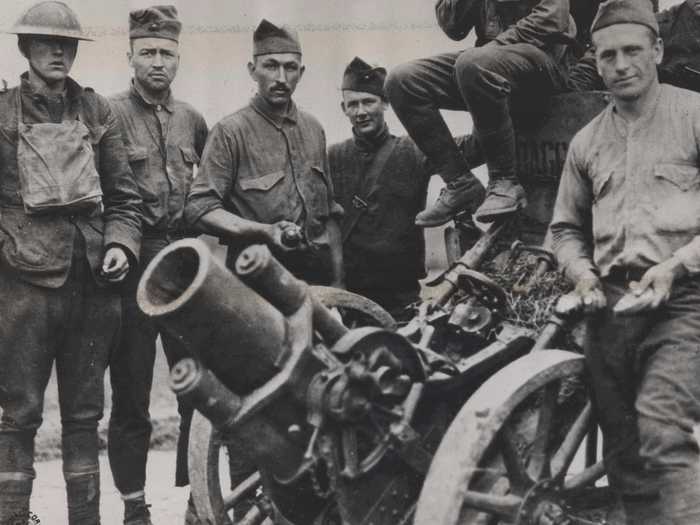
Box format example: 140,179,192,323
455,47,509,94
385,61,424,104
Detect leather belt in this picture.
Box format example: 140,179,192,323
605,266,647,283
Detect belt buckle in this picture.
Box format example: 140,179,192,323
352,195,368,210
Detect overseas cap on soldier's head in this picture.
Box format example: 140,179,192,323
129,5,181,42
9,1,93,41
253,19,301,56
591,0,659,36
342,57,387,99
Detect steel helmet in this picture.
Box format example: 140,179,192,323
8,1,93,41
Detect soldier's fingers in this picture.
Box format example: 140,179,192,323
630,278,649,296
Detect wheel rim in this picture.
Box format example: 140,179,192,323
414,350,610,525
310,285,397,330
188,410,263,524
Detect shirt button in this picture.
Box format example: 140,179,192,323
156,105,162,111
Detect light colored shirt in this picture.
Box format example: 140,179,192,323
550,84,700,282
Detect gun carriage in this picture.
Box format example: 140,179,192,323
137,91,613,525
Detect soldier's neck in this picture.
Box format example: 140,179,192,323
133,78,170,106
27,68,66,97
614,81,662,123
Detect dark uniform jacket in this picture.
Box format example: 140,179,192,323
0,74,142,288
109,85,207,238
329,127,429,293
658,1,700,92
435,0,575,60
186,94,343,278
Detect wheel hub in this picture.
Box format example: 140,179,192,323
518,479,571,525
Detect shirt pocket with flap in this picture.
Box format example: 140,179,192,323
127,145,158,205
654,163,700,192
651,163,700,233
238,169,297,223
180,146,200,169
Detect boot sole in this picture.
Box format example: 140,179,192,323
415,215,456,228
474,201,526,223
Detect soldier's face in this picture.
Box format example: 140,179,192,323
593,23,662,102
248,53,305,108
129,38,180,95
26,36,77,85
687,0,700,17
341,91,387,138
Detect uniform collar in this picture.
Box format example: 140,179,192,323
20,72,81,102
130,80,174,113
250,93,298,126
352,123,391,152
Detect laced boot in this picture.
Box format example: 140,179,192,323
124,495,153,525
474,178,527,223
415,171,485,227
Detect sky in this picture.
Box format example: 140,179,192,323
0,0,682,34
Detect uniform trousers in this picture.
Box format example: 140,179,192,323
108,237,192,494
586,278,700,524
0,234,119,524
385,43,565,181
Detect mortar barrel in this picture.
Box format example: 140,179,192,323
170,358,307,481
137,238,287,394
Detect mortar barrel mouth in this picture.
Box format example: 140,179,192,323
137,238,211,318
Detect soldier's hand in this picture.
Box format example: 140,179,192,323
574,274,606,314
101,246,130,282
633,257,687,310
267,221,302,252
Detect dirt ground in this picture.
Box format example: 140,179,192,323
33,451,190,524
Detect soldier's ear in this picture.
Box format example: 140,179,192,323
340,101,346,114
654,37,664,66
247,60,255,79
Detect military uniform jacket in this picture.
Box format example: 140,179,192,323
435,0,575,61
0,75,142,288
109,85,208,236
329,128,429,292
186,94,343,273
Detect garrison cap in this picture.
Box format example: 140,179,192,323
253,19,301,56
341,57,387,99
591,0,659,36
129,5,181,42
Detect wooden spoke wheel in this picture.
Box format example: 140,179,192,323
310,286,397,330
414,349,610,525
188,410,269,524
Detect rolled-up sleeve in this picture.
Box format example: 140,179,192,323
549,133,597,284
185,122,236,227
495,0,571,47
435,0,480,41
98,99,143,261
